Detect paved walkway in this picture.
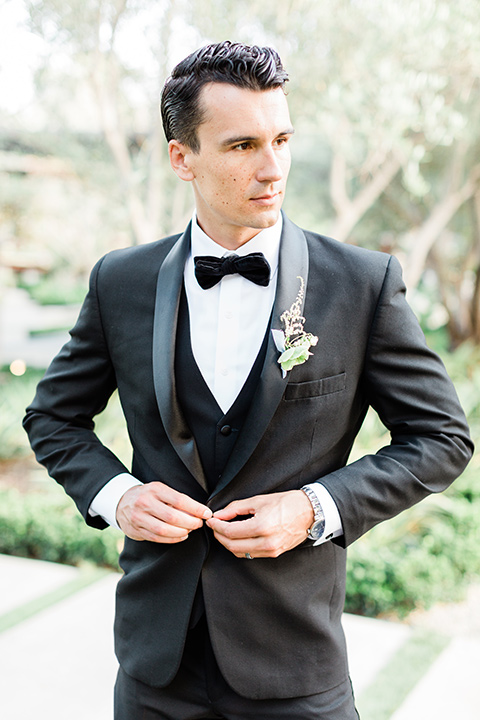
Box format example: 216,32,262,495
0,554,479,719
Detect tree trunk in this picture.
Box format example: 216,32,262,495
471,191,480,344
329,150,402,243
403,168,480,290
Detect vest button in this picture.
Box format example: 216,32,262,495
220,424,232,436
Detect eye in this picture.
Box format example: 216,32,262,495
233,142,251,151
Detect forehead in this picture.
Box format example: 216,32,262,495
197,83,292,142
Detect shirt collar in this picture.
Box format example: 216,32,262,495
190,212,282,275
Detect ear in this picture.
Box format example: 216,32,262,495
168,140,195,181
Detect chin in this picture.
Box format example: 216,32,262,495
248,208,281,229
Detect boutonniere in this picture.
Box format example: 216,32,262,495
272,276,318,377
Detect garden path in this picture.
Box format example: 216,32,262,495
1,553,479,719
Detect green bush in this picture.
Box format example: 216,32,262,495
344,342,480,617
0,487,122,569
1,474,478,618
0,369,45,460
1,345,478,619
345,487,480,617
18,274,87,306
0,366,132,466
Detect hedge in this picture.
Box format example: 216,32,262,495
2,471,480,618
0,488,122,569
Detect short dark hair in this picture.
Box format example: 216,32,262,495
161,41,289,152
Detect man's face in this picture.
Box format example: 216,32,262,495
173,83,294,248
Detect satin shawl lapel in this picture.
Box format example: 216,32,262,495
212,215,309,498
152,225,208,492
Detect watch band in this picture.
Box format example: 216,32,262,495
301,485,326,540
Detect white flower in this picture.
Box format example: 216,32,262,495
272,277,318,377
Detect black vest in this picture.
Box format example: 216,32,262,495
175,287,269,493
175,287,270,625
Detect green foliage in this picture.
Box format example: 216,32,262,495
345,343,480,617
442,343,480,432
0,364,127,571
0,486,122,569
0,368,44,460
19,274,87,306
345,490,480,617
0,366,131,464
1,345,479,618
3,0,480,343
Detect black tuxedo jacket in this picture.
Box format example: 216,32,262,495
24,214,472,699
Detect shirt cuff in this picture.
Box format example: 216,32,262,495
304,482,344,546
88,473,143,529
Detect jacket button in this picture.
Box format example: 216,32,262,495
220,425,232,436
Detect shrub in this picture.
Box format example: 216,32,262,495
1,345,478,619
0,369,44,460
345,488,480,617
0,487,122,569
19,274,87,306
343,342,480,617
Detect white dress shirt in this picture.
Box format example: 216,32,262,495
90,214,343,545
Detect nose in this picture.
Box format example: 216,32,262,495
256,146,285,184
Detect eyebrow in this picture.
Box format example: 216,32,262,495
220,127,295,147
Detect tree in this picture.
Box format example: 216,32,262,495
261,0,480,345
4,0,480,345
24,0,196,244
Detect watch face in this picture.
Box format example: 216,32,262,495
309,518,326,540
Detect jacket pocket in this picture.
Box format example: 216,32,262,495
284,372,346,400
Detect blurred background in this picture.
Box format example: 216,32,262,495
0,0,479,711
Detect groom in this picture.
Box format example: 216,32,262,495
24,42,472,719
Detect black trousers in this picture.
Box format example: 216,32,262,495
114,616,360,720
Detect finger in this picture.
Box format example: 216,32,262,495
130,518,192,543
211,498,259,521
148,501,206,532
116,484,210,541
127,496,206,536
139,513,202,536
126,525,190,543
149,482,212,520
211,530,280,558
206,515,259,540
121,504,199,543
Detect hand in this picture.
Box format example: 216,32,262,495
116,481,212,543
206,490,314,558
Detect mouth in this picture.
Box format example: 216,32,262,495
250,192,280,206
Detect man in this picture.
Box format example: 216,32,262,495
24,42,473,719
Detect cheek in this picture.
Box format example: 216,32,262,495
198,161,251,205
227,167,251,188
218,171,248,196
281,155,291,178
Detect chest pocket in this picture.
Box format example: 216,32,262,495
284,372,346,401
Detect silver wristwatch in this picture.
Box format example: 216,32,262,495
301,486,326,541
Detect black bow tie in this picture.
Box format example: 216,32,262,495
194,252,271,290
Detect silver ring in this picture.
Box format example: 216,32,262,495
245,552,253,560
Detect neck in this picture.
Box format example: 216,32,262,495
195,219,263,251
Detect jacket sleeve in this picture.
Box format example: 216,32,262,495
23,257,130,529
319,255,473,547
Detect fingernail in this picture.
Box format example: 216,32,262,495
203,509,213,519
